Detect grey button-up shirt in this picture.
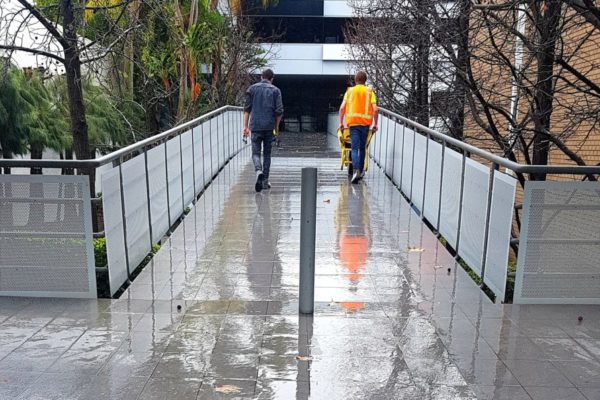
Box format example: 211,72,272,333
244,80,284,132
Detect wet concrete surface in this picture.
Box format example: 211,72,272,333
1,132,600,399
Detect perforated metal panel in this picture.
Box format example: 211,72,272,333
146,144,169,244
392,122,404,187
458,159,490,276
379,117,388,168
217,114,224,169
401,127,414,195
181,131,195,206
167,138,184,222
193,126,204,197
385,118,396,177
0,175,96,298
202,120,213,186
515,182,600,304
122,155,151,270
438,149,462,248
423,140,442,226
210,119,219,178
411,133,427,211
226,111,233,159
101,168,128,296
484,171,517,300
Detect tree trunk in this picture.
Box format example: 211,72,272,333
29,143,44,226
124,0,141,98
1,148,12,175
449,0,470,140
30,142,43,175
177,53,188,122
60,0,94,193
415,1,431,127
530,0,562,180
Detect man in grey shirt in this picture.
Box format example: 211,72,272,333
243,69,284,192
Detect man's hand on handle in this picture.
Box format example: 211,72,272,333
243,127,250,138
371,126,378,133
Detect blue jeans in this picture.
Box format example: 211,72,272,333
251,130,273,179
350,125,369,173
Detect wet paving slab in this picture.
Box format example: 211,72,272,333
1,133,600,399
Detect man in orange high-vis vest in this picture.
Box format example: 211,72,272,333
339,71,379,184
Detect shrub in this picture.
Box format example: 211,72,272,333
94,237,108,268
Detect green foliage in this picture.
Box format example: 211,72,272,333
94,237,108,268
20,74,71,154
47,76,129,150
0,66,33,157
504,260,517,303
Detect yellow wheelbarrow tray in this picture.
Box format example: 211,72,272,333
337,127,374,179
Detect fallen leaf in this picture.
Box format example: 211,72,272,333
323,199,331,203
296,355,312,361
408,247,425,253
215,385,241,394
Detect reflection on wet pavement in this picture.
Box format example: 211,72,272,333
1,135,600,399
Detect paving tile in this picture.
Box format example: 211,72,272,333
525,386,588,400
151,351,209,379
503,360,574,387
471,385,533,400
552,359,600,388
579,387,600,400
204,354,260,380
451,355,520,386
196,378,256,399
254,380,310,400
139,377,202,400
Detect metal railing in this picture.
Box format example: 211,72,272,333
0,106,245,298
328,108,600,304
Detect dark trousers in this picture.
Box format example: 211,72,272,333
251,130,273,180
350,125,369,173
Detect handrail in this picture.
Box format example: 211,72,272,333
0,105,242,169
378,107,600,175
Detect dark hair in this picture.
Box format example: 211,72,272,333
262,69,274,80
355,70,367,84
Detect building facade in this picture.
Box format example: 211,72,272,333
243,0,358,131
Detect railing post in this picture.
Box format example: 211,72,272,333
377,118,383,166
216,113,221,171
384,116,390,175
191,126,197,201
117,159,132,280
201,121,206,189
480,163,498,288
399,123,406,192
164,138,172,227
179,133,185,211
409,127,417,202
436,139,446,232
143,147,154,247
299,167,317,314
390,119,397,184
454,151,467,256
421,132,430,220
209,117,214,180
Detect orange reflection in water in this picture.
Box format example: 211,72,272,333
335,182,370,293
340,301,366,312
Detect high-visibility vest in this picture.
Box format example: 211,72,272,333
345,85,374,127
